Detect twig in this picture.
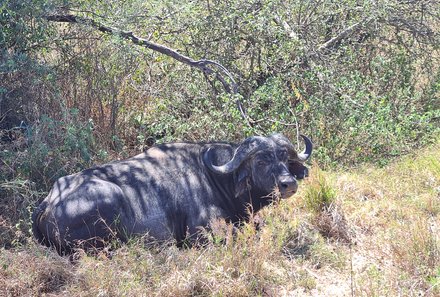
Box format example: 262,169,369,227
350,242,354,297
313,16,375,56
45,14,251,127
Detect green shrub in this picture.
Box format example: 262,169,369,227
304,167,336,213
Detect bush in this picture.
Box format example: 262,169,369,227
8,109,95,190
303,166,336,213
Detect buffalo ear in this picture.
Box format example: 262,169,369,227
288,160,309,180
234,168,250,198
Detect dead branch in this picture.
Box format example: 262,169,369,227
45,14,250,126
312,16,375,56
273,15,299,41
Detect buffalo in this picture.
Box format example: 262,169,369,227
32,133,312,253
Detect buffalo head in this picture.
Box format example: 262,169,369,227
203,134,312,199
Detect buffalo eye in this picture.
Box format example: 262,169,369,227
295,167,308,179
256,152,274,167
288,161,309,179
277,150,288,162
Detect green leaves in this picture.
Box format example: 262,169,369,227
1,0,439,170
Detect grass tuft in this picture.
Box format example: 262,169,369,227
0,247,74,296
303,164,337,213
314,203,352,244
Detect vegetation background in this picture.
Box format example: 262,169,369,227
0,0,439,295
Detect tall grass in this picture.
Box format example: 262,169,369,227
0,140,439,296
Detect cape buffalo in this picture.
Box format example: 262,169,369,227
32,134,312,253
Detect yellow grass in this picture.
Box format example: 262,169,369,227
0,140,439,296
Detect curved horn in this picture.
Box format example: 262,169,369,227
204,136,268,174
298,134,313,162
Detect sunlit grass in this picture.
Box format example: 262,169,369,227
1,140,439,296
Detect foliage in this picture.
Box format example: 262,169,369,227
0,0,59,127
0,0,439,293
2,0,439,168
1,109,96,189
106,0,438,166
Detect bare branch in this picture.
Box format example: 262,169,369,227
45,14,250,125
313,16,375,55
273,15,299,41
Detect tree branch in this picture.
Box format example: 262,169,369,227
312,16,375,56
273,15,299,41
45,14,250,126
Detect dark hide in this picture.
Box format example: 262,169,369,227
32,134,312,254
288,160,309,180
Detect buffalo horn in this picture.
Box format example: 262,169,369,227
297,134,313,162
205,136,268,174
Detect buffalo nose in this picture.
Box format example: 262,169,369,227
278,175,298,195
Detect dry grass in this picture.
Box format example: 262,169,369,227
0,248,74,296
0,140,439,296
